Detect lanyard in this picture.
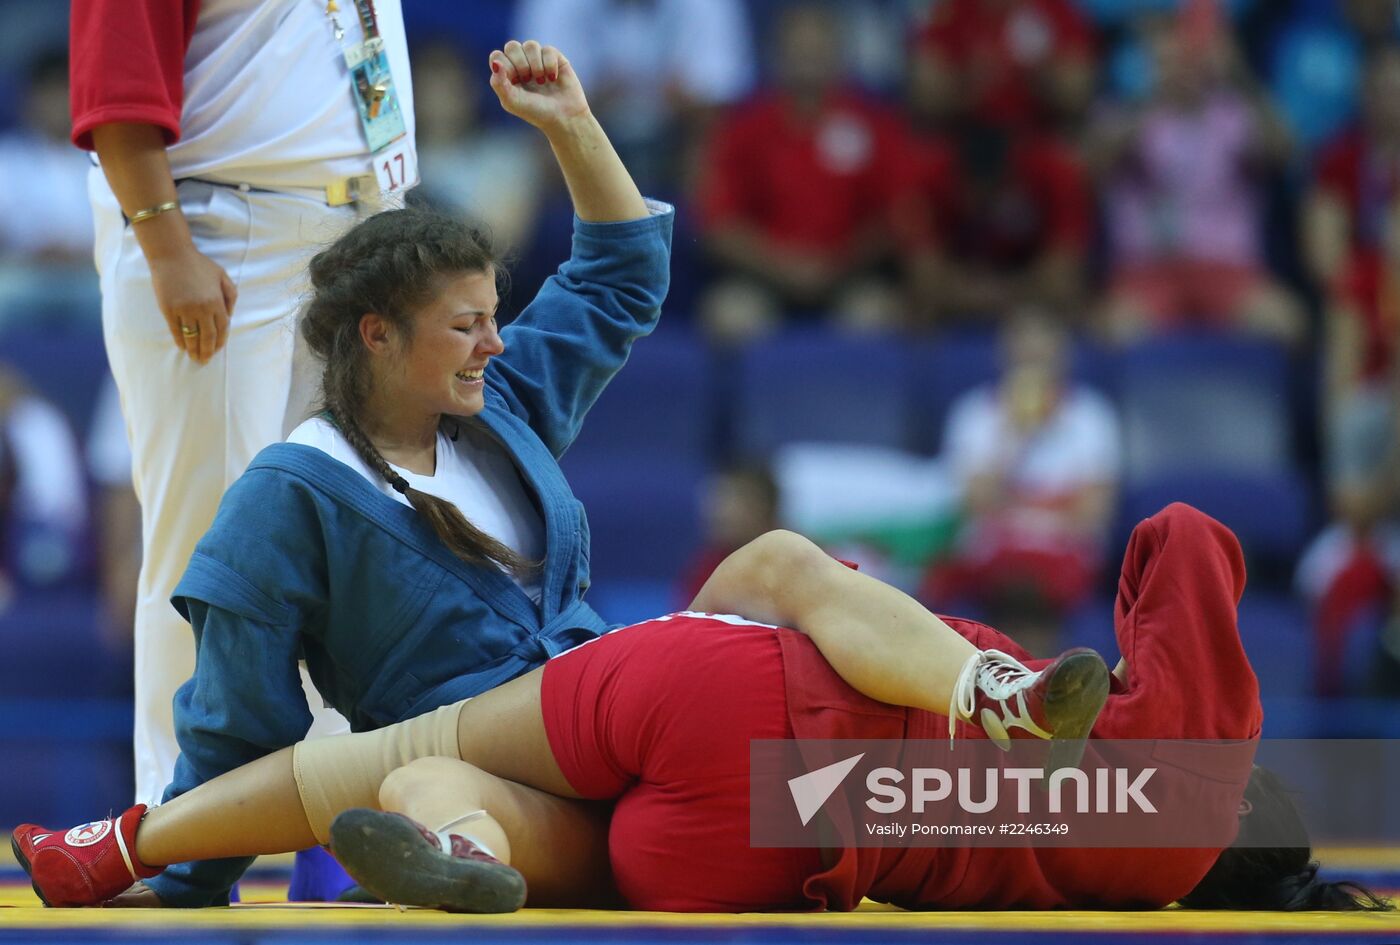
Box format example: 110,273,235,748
353,0,380,41
323,0,415,192
325,0,378,43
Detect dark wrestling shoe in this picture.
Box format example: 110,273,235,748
329,809,526,913
950,647,1110,773
12,805,161,907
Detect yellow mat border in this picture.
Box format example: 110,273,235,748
3,888,1399,934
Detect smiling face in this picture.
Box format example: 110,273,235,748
376,268,504,421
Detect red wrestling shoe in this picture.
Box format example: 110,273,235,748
329,809,526,913
11,805,161,906
950,647,1110,772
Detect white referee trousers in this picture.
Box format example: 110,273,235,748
90,169,361,807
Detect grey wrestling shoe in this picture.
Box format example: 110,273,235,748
950,646,1111,774
329,809,526,913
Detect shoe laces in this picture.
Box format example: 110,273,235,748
433,809,501,862
948,648,1038,745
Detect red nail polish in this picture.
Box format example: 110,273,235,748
490,61,500,73
549,72,557,81
536,75,545,84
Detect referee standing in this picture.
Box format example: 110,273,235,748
69,0,417,904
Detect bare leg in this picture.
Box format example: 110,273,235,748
134,668,565,867
689,530,979,714
449,668,579,799
378,757,616,908
135,747,312,865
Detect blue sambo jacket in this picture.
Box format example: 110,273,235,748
147,204,673,906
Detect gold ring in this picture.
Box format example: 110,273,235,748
181,325,200,336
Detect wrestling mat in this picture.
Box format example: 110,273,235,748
3,846,1399,944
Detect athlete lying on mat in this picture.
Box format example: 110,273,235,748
14,505,1391,913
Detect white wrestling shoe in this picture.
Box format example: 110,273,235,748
949,647,1110,773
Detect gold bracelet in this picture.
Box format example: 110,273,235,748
128,201,180,225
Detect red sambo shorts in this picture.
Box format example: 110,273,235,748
539,613,825,911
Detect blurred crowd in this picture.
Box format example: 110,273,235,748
1,0,1399,703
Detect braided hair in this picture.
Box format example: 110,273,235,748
1179,767,1393,912
301,208,531,575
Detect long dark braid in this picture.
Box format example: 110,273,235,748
301,208,533,576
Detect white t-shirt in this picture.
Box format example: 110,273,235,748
6,396,88,530
287,416,545,602
0,132,94,257
170,0,416,190
943,384,1122,498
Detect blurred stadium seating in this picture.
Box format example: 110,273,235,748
1115,336,1314,570
0,323,109,435
562,331,712,618
732,330,916,455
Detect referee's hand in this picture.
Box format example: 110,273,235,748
149,245,236,365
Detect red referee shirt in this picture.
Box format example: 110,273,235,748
69,0,200,149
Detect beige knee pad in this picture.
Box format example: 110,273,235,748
293,700,468,843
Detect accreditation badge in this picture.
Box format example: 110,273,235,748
346,37,406,152
344,37,417,194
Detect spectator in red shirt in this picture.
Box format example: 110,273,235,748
1306,46,1400,397
910,0,1096,132
693,2,911,344
1297,45,1400,695
900,122,1092,326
